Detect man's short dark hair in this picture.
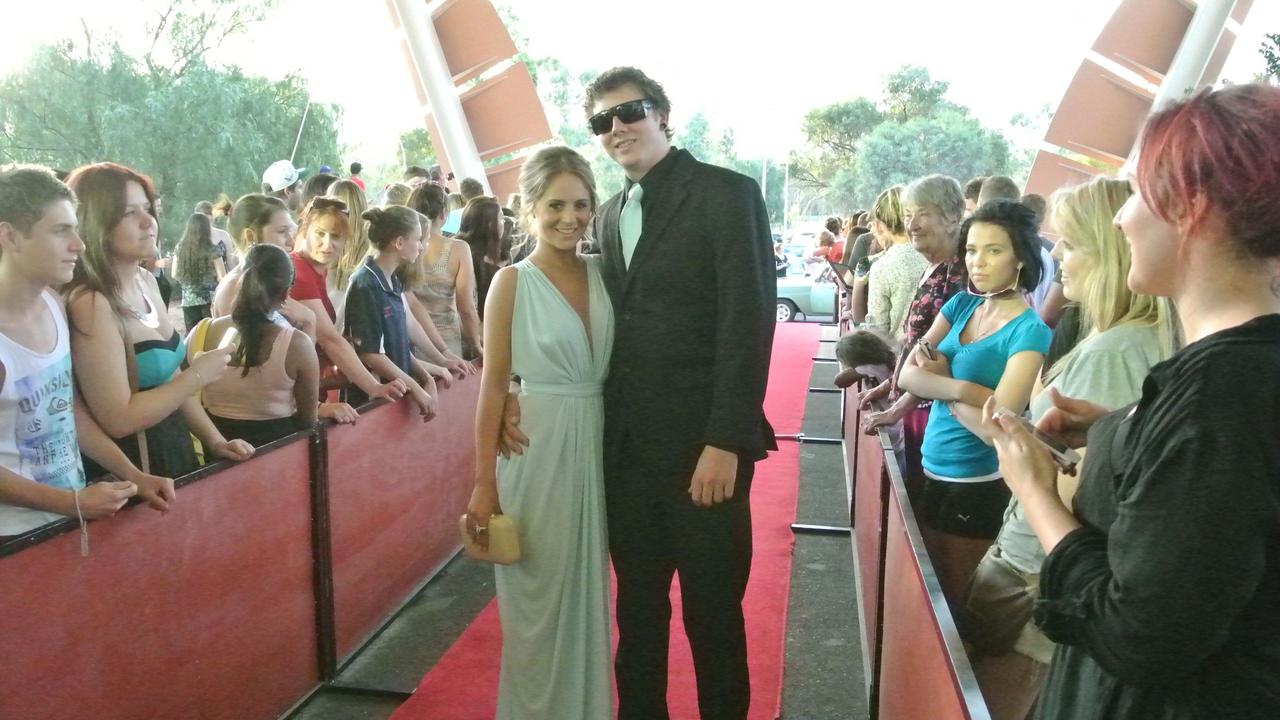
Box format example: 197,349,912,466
0,164,75,235
350,162,363,176
404,165,430,181
583,66,675,140
964,176,986,203
824,216,842,235
1021,193,1047,225
459,177,485,200
976,175,1021,206
962,199,1045,294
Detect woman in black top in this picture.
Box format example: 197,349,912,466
984,84,1280,719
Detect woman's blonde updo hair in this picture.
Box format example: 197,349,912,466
516,146,598,237
871,185,906,236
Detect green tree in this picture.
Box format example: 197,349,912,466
792,65,1017,212
791,98,884,190
1263,34,1280,80
674,112,716,162
0,0,338,251
837,112,1011,209
398,127,436,169
882,65,960,122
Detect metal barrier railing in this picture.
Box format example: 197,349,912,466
844,386,992,720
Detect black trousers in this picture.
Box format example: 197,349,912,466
607,453,754,720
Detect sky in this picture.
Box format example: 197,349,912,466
2,0,1277,167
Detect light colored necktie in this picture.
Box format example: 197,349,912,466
620,183,643,268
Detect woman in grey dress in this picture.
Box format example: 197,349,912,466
465,147,614,719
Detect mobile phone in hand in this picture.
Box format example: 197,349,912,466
995,407,1082,472
918,340,936,361
218,327,239,349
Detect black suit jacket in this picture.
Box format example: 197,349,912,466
596,148,777,475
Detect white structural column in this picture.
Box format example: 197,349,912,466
389,0,490,192
1152,0,1235,111
1125,0,1236,170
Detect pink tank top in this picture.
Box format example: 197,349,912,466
202,325,297,421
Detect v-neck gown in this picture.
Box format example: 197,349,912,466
494,256,615,719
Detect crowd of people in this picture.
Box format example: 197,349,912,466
836,83,1280,720
1,65,1278,720
0,151,527,543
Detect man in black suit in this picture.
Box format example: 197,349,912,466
585,66,776,720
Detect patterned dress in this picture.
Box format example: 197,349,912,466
864,242,931,344
902,255,968,347
411,241,464,356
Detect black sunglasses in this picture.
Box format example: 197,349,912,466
308,197,349,216
588,99,654,136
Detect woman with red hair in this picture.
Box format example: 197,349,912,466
985,83,1280,718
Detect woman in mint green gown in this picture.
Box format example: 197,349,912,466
466,147,614,719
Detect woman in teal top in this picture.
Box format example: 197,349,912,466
63,163,255,480
899,200,1051,610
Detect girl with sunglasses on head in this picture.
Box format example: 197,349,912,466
289,197,408,406
63,163,255,479
185,244,356,448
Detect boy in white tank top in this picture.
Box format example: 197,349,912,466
0,165,172,539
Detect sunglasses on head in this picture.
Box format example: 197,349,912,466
588,99,655,136
308,197,349,215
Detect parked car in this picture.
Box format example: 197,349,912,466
775,266,838,322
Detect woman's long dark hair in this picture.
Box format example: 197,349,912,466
173,212,215,287
457,197,503,317
231,244,293,376
407,183,448,223
457,196,502,266
62,162,159,330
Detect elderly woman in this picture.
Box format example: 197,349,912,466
986,83,1280,719
860,175,969,502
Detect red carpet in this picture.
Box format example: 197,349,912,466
393,322,820,719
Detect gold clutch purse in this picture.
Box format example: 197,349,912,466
458,513,522,565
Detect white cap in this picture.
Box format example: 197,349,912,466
262,160,303,193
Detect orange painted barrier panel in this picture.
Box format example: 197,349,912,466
0,439,319,720
851,418,888,690
877,456,990,720
326,375,480,661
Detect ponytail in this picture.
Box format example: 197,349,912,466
231,244,294,376
362,206,422,251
